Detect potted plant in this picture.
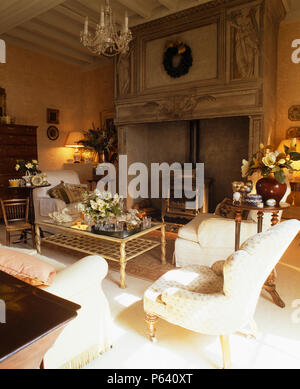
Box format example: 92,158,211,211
241,139,300,203
78,123,118,164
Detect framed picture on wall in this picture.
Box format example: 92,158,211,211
100,109,114,131
47,108,59,124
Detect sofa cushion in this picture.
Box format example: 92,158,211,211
48,181,70,204
64,183,87,204
178,213,221,243
0,248,56,286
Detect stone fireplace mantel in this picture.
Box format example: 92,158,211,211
115,0,285,157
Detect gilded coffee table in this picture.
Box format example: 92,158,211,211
35,220,166,289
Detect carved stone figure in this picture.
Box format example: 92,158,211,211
229,7,260,79
145,94,216,119
117,52,131,96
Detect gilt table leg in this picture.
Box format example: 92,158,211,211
234,210,242,251
161,224,166,265
257,210,263,233
263,210,285,308
35,224,41,254
120,242,127,289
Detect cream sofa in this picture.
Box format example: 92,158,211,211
33,170,82,221
175,213,258,267
0,244,112,369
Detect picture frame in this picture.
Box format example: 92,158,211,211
47,108,59,124
47,125,59,141
100,109,114,130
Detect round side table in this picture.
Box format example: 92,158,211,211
230,202,290,308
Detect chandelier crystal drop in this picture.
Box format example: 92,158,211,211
80,0,133,57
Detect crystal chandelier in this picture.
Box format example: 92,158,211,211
80,0,133,57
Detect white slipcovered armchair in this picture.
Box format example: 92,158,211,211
0,244,112,369
175,185,291,268
33,170,82,222
144,219,300,368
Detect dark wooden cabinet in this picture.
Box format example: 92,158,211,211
0,124,38,205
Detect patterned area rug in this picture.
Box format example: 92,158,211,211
108,236,176,282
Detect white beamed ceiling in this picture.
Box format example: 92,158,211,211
0,0,212,69
0,0,299,69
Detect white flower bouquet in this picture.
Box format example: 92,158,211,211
78,190,122,220
15,159,41,174
241,139,300,183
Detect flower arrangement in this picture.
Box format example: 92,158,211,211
78,190,122,220
15,159,41,174
241,138,300,184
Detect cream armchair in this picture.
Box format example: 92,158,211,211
0,244,112,369
33,170,81,222
175,186,291,268
144,219,300,368
175,213,258,267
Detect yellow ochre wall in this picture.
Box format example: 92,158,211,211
276,21,300,147
0,43,114,171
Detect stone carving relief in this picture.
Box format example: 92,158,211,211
117,51,131,97
145,94,216,119
229,6,260,80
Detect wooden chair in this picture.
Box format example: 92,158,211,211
1,198,35,247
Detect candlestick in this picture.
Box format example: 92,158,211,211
84,16,88,35
125,11,128,33
101,7,105,27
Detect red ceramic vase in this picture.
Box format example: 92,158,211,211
256,176,287,204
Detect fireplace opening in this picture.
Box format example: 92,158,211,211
123,115,249,216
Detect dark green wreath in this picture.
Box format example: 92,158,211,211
163,43,193,78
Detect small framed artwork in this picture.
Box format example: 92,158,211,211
47,108,59,124
47,125,59,141
100,109,114,130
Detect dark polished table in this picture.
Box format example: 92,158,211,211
0,271,80,369
230,202,290,308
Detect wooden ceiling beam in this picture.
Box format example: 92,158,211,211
0,0,67,34
157,0,178,11
116,0,152,19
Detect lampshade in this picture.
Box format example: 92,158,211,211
65,131,84,148
277,138,300,178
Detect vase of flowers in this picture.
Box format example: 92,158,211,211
78,190,122,227
15,159,41,186
241,138,300,204
78,123,118,165
15,159,41,175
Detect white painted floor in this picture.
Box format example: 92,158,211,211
1,226,300,369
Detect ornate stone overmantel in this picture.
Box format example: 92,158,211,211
114,0,286,157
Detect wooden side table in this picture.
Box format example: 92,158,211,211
231,203,290,308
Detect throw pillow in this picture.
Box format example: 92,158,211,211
47,181,70,204
64,183,88,204
214,197,249,220
0,248,56,286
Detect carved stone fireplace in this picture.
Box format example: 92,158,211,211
114,0,285,211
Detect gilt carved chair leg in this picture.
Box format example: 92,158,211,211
145,313,158,342
219,335,231,369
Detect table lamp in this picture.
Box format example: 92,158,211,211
65,131,84,163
